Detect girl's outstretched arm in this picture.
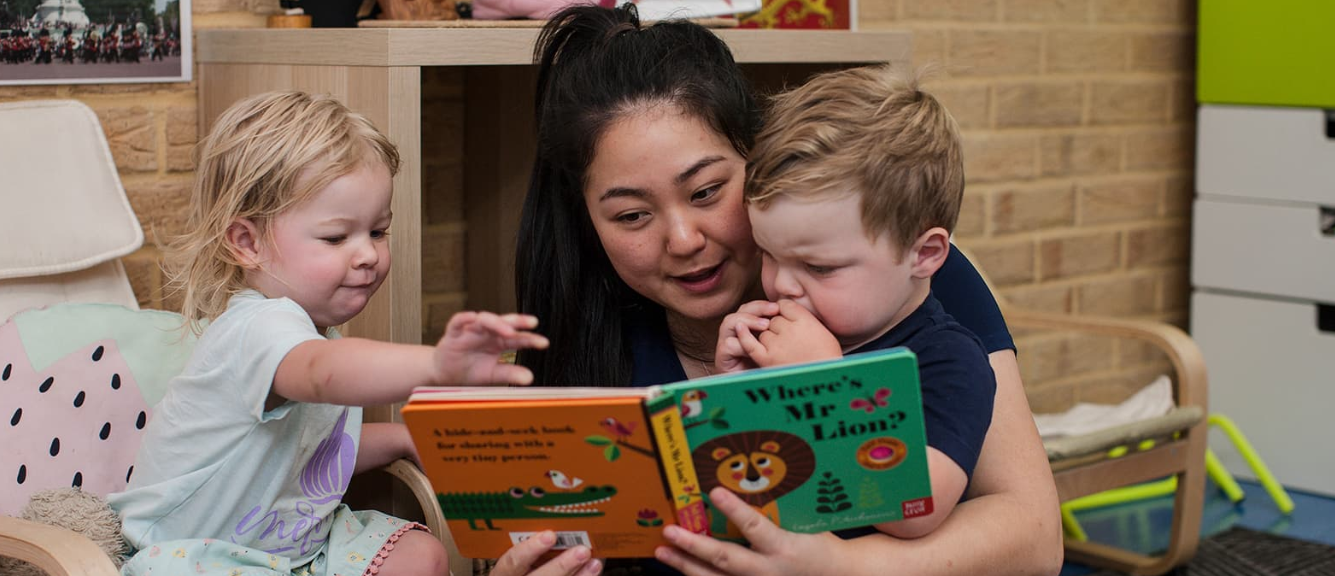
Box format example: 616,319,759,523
271,312,549,407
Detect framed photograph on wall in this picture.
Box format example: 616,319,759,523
0,0,191,86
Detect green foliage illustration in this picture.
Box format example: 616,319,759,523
815,471,852,514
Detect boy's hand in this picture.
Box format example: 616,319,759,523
715,300,779,373
435,312,549,386
745,300,841,367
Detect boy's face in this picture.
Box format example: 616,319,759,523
749,193,929,350
247,162,394,331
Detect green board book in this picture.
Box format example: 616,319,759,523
657,347,932,537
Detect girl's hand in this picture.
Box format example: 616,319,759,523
654,488,845,576
749,300,841,366
715,301,778,373
435,312,549,386
490,531,602,576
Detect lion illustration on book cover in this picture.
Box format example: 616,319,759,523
691,430,815,538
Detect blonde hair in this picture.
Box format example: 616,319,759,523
166,91,400,329
746,65,964,254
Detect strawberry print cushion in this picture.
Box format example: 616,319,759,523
0,304,197,516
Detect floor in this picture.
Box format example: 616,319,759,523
1060,479,1335,575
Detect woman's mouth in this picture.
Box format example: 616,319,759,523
672,263,725,294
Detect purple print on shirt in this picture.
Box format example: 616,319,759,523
302,408,356,504
233,408,355,556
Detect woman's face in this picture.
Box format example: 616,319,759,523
583,106,759,322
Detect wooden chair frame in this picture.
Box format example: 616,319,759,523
1006,307,1208,576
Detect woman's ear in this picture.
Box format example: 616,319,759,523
910,227,951,279
225,218,264,269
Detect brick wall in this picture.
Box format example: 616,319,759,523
1,0,1196,411
860,0,1198,410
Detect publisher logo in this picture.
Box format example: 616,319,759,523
902,497,934,518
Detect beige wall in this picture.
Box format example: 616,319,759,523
0,0,1196,409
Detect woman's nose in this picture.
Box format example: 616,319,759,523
665,213,706,257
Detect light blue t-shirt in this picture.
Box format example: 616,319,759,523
109,290,362,565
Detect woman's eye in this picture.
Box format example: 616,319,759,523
321,236,346,245
691,184,722,203
616,211,648,224
371,229,390,239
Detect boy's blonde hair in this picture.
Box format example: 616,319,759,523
166,91,400,327
746,65,964,254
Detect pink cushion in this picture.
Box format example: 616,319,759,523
0,304,196,516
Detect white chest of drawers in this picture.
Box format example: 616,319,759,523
1192,104,1335,496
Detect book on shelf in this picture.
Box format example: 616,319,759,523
400,347,932,559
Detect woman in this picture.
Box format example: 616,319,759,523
495,5,1063,576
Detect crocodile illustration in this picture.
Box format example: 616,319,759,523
439,485,618,530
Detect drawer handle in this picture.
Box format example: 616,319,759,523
1324,207,1335,237
1320,304,1335,334
1328,109,1335,140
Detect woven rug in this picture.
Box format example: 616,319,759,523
1087,527,1335,576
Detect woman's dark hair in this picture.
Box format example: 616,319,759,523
515,4,761,386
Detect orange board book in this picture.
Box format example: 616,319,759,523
401,390,707,558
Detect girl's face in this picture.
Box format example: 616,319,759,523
242,162,394,331
583,106,759,323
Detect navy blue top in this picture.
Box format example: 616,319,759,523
623,244,1004,547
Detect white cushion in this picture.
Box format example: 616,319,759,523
0,100,143,280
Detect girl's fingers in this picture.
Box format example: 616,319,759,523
499,313,541,330
482,363,535,386
502,333,550,351
467,311,521,338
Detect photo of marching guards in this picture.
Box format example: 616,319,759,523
0,0,189,85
